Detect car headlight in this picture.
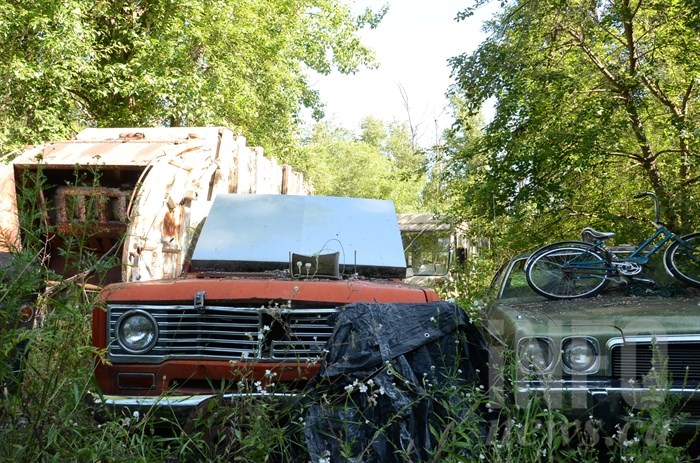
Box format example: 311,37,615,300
518,337,555,372
116,310,158,354
562,337,599,374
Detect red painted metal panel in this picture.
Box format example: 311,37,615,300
99,277,437,305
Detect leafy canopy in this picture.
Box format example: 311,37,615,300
0,0,386,159
298,117,427,213
444,0,700,254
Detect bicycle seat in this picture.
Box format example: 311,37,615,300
581,227,616,243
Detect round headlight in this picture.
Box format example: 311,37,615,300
518,337,554,372
562,337,598,373
116,310,158,354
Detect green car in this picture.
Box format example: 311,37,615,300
485,254,700,434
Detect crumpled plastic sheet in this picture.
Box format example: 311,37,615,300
302,301,489,462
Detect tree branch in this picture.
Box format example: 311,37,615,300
566,29,623,90
684,175,700,187
607,150,645,162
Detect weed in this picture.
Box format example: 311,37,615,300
0,168,698,462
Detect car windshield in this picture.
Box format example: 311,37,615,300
489,255,543,301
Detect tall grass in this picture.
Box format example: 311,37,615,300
0,170,696,461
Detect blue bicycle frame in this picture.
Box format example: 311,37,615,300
563,225,677,275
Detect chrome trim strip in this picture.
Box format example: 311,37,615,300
89,391,300,418
518,384,700,395
606,334,700,350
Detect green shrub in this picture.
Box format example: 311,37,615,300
0,170,697,462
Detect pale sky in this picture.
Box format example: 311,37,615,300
307,1,499,146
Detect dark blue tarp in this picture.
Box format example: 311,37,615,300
303,301,488,462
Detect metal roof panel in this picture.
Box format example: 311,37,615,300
191,194,407,278
11,141,198,168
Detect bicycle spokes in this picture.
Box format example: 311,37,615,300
665,234,700,288
526,245,610,299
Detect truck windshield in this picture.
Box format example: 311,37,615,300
401,230,451,276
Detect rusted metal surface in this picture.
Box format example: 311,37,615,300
11,142,171,169
397,213,452,232
54,186,130,224
1,127,312,282
92,277,438,397
75,126,224,142
0,163,20,252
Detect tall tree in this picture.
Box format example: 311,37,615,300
298,119,426,212
446,0,700,251
0,0,385,160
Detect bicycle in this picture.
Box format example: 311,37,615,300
525,192,700,300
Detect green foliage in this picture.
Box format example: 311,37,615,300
298,118,427,212
0,172,697,461
172,392,302,462
0,250,44,392
444,0,700,257
439,249,501,311
0,0,383,159
2,142,696,462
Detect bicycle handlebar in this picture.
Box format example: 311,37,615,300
633,191,660,224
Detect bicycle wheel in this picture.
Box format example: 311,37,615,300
525,241,597,271
526,242,610,299
665,232,700,288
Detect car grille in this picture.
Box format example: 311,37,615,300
108,304,338,363
611,341,700,383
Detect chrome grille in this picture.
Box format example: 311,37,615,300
611,341,700,382
108,304,337,363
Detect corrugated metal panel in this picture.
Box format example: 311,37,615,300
397,213,452,232
10,141,195,169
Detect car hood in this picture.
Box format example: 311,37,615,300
489,294,700,339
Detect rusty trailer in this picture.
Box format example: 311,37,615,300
0,127,311,285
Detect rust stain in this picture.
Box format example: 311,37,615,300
162,206,183,239
13,142,174,168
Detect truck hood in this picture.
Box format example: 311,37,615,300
99,276,437,305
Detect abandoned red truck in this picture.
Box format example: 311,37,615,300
90,194,440,422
